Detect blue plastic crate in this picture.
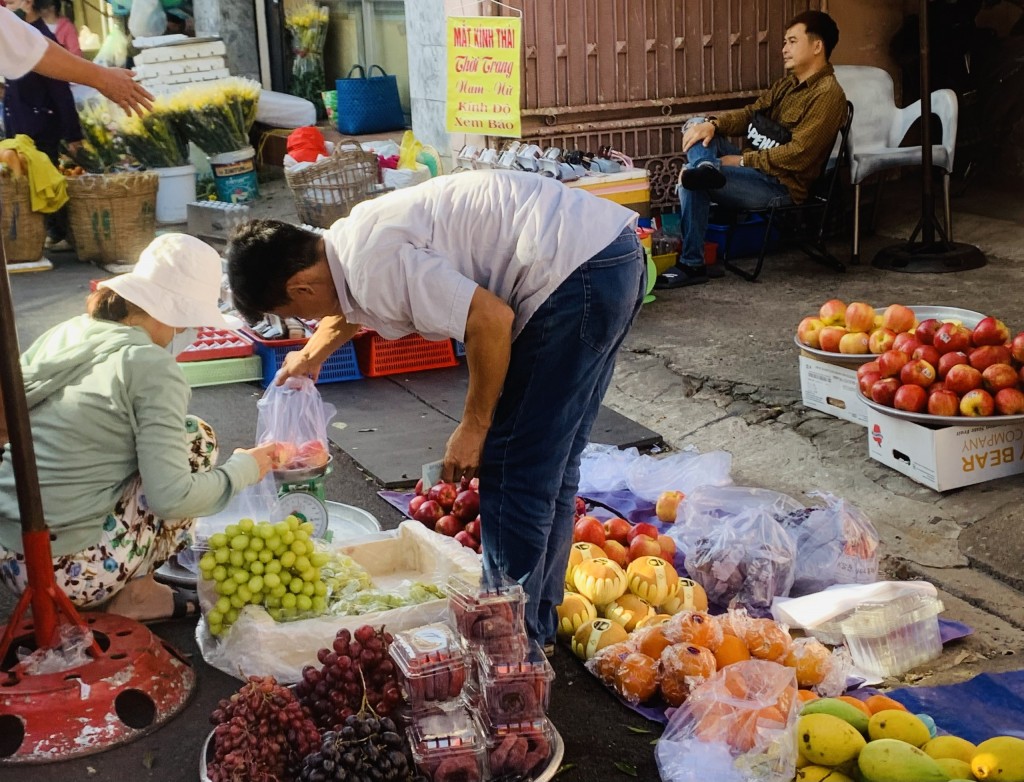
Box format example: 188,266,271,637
453,339,466,357
246,333,362,388
705,213,781,260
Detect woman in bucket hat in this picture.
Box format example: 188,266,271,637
0,233,279,621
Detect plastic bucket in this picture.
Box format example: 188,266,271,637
208,146,259,204
154,164,196,223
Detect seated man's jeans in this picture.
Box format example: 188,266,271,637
679,118,792,267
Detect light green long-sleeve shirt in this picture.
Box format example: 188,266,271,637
0,315,259,556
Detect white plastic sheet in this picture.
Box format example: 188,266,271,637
577,444,732,499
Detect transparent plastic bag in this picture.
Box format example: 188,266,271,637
578,443,640,493
128,0,167,39
625,448,732,502
255,376,336,470
774,491,880,596
93,26,128,68
656,660,800,782
17,624,93,675
671,485,803,556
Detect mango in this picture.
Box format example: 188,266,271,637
868,709,933,747
797,713,866,767
924,735,977,764
858,738,950,782
801,697,870,734
797,766,855,782
972,736,1024,782
934,757,976,780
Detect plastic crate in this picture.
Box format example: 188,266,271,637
353,330,458,377
176,327,254,363
243,330,363,388
453,339,466,357
705,213,781,260
179,356,262,387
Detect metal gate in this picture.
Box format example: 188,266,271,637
490,0,822,210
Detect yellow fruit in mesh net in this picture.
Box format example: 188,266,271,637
602,593,655,632
571,617,629,661
625,556,679,605
660,578,709,613
572,557,627,605
556,591,597,638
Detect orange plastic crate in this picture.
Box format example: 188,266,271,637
353,330,458,377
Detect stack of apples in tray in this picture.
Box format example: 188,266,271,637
797,299,923,356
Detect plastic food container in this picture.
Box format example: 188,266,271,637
390,623,467,709
477,640,554,724
408,704,485,782
838,592,944,677
447,572,527,654
479,714,555,779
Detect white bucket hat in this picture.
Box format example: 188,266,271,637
98,234,240,329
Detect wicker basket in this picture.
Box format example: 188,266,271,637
66,172,158,266
0,176,46,264
284,140,385,228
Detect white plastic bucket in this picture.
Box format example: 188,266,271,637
154,164,197,223
208,146,259,204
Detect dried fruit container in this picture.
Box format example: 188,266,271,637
478,713,554,779
408,704,485,782
447,572,527,655
390,623,467,709
477,640,554,724
837,591,944,677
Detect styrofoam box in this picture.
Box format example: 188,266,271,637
799,353,869,426
867,407,1024,491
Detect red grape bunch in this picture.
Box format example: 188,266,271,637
207,675,321,782
295,624,404,732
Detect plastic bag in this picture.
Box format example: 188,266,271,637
578,443,640,493
255,376,336,470
397,130,423,170
382,163,431,190
93,26,128,68
625,448,732,502
128,0,167,39
774,491,880,596
656,660,800,782
17,623,93,675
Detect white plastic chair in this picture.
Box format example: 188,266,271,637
833,65,958,262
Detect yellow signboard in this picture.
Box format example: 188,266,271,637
446,16,521,137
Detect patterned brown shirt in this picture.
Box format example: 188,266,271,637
713,63,847,203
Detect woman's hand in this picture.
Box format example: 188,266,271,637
236,442,282,480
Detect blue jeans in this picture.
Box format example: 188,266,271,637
479,227,645,643
679,118,792,266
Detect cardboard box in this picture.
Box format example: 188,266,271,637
799,353,869,426
867,408,1024,491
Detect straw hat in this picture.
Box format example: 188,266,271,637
99,234,239,328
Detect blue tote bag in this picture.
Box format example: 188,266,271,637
335,65,405,135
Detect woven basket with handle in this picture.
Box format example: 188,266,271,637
284,139,386,228
66,172,158,266
0,176,46,264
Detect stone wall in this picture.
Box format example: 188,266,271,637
195,0,260,81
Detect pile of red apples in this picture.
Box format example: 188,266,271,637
800,299,1024,417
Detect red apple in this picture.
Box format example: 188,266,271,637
937,351,969,379
915,318,942,345
839,331,870,354
892,333,922,355
435,514,464,536
845,302,876,333
427,481,459,512
870,377,901,407
894,384,928,413
657,535,677,561
857,360,882,381
899,359,937,388
602,540,629,569
969,345,1012,372
451,489,480,521
933,323,972,355
797,317,826,349
453,530,478,549
627,535,663,562
1011,332,1024,364
960,389,995,417
465,518,481,539
927,389,960,417
414,478,426,496
945,364,984,395
928,381,947,396
603,517,633,545
878,349,910,378
627,522,660,543
573,516,606,546
655,492,685,523
408,495,427,517
995,387,1024,415
414,500,445,529
972,316,1011,347
911,344,941,367
819,326,847,353
818,298,847,326
868,328,897,354
858,370,882,397
982,363,1019,393
883,304,917,334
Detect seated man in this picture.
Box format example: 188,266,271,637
657,10,847,288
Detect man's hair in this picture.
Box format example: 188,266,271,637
225,219,324,324
787,10,839,60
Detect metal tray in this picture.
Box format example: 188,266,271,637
795,304,987,364
200,722,565,781
860,392,1024,427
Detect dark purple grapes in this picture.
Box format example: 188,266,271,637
298,715,417,782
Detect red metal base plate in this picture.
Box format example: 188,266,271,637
0,612,196,763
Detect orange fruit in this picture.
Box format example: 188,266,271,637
742,618,793,661
659,644,717,706
797,689,820,703
636,625,673,660
838,695,872,717
665,610,724,651
613,652,660,704
865,694,908,715
713,633,751,668
592,641,632,684
783,637,831,687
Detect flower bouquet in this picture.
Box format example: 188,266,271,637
119,107,189,169
285,3,329,119
68,98,138,173
162,78,261,156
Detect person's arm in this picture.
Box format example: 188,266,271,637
681,89,773,154
275,314,361,384
441,287,515,484
33,38,153,115
742,87,847,179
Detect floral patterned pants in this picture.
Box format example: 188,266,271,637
0,415,218,608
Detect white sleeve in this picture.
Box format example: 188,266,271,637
0,7,48,79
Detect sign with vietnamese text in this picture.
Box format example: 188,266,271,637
446,16,521,137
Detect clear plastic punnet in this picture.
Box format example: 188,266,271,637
479,713,555,779
838,591,944,677
389,623,467,709
447,571,527,655
408,704,485,782
477,640,554,724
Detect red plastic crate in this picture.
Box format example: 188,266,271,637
89,279,107,292
353,329,458,377
176,327,254,363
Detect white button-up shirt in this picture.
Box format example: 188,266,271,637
0,7,48,79
323,170,636,342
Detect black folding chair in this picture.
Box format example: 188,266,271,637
723,100,855,282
